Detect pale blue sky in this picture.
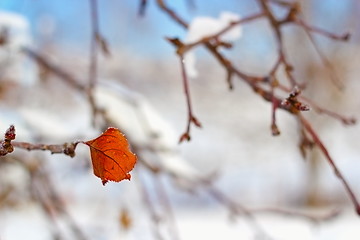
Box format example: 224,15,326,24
0,0,355,59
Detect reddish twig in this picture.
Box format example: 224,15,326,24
295,19,350,41
258,0,298,87
156,0,188,28
166,37,202,142
156,0,360,219
310,105,356,125
277,84,356,125
178,55,201,143
299,114,360,215
158,0,353,121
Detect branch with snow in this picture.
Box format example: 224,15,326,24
158,0,360,217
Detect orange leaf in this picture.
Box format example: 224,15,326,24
84,127,137,185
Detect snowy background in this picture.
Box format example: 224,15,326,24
0,0,360,239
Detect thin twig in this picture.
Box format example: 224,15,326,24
23,48,86,91
278,84,356,125
156,0,188,28
178,12,266,55
295,19,350,41
271,87,280,135
155,175,180,240
178,55,201,143
12,141,79,158
258,0,297,86
207,187,274,240
89,0,99,90
156,0,360,218
26,160,88,240
299,114,360,215
296,18,344,90
88,0,100,126
136,167,165,240
251,206,341,223
269,58,282,135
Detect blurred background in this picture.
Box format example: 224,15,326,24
0,0,360,239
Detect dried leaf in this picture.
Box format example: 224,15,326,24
84,127,137,185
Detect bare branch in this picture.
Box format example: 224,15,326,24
178,55,201,143
156,0,360,218
295,19,350,41
251,207,341,223
23,48,86,91
88,0,100,126
207,187,273,239
177,12,265,55
156,0,188,28
278,84,356,125
299,114,360,215
296,18,345,90
12,141,79,158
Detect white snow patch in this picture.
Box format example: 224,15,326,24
184,11,242,79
